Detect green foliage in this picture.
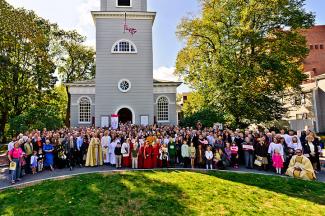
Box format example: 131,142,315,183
56,30,96,126
182,92,206,117
176,0,315,127
0,0,95,140
180,108,225,128
0,171,324,215
9,105,63,134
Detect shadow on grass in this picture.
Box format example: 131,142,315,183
198,170,325,205
0,171,193,216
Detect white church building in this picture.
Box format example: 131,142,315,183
66,0,181,127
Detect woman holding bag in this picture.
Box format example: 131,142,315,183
8,141,24,184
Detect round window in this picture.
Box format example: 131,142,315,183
118,79,131,93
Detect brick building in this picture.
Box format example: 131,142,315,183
285,25,325,132
301,25,325,79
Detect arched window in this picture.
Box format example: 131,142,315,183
111,39,137,53
79,97,91,123
157,96,169,122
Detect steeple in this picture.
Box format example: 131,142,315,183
100,0,147,12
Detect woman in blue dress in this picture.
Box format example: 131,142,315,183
43,139,54,171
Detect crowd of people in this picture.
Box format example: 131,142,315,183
6,123,324,184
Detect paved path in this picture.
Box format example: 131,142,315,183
1,165,324,190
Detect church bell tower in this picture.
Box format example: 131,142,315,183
92,0,156,126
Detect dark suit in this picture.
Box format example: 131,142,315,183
302,139,320,171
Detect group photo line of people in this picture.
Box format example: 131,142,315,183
6,123,324,184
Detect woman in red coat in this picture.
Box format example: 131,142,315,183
143,142,153,169
138,141,145,169
153,140,161,168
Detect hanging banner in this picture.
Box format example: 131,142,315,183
111,114,119,130
101,116,109,128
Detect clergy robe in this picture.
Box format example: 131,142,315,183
109,141,117,165
153,143,161,168
85,138,103,167
101,136,111,164
286,155,316,180
143,145,154,169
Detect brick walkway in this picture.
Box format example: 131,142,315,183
1,166,324,191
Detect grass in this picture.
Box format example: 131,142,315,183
0,171,325,216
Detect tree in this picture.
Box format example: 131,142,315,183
0,0,57,142
176,0,314,127
9,105,64,134
57,31,96,127
182,92,206,117
180,108,225,128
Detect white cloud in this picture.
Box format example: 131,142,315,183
153,66,192,93
153,66,179,82
76,0,99,46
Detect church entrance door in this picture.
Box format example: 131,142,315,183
118,108,133,124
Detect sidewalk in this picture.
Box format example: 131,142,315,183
1,165,324,191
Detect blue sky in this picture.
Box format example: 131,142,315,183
6,0,325,92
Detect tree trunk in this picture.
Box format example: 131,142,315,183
65,86,71,128
0,111,8,143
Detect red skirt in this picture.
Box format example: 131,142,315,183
122,156,130,167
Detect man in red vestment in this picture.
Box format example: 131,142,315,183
153,141,161,168
138,142,145,169
143,142,153,169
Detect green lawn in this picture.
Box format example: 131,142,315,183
0,171,325,216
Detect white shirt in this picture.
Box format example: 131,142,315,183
268,142,284,156
288,142,302,151
163,138,170,145
205,151,213,160
207,135,215,145
8,141,15,152
30,155,38,165
101,136,111,148
308,142,315,155
121,142,130,157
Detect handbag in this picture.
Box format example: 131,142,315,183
254,159,262,167
254,156,263,167
9,161,17,171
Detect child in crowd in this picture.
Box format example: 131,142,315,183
37,149,44,172
189,142,196,169
205,146,213,170
272,149,284,174
230,142,239,168
214,148,222,169
114,142,122,169
181,140,190,168
131,142,139,169
160,144,169,168
30,151,38,174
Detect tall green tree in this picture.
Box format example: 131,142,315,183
0,0,57,141
176,0,314,127
57,31,96,127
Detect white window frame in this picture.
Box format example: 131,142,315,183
118,79,132,93
157,96,170,123
116,0,132,8
111,39,137,54
78,96,92,124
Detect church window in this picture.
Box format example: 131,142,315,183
79,97,91,123
117,0,132,7
157,96,169,122
118,79,131,93
112,39,137,53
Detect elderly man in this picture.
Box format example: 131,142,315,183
285,148,316,180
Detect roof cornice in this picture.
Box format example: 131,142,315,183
91,11,156,24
